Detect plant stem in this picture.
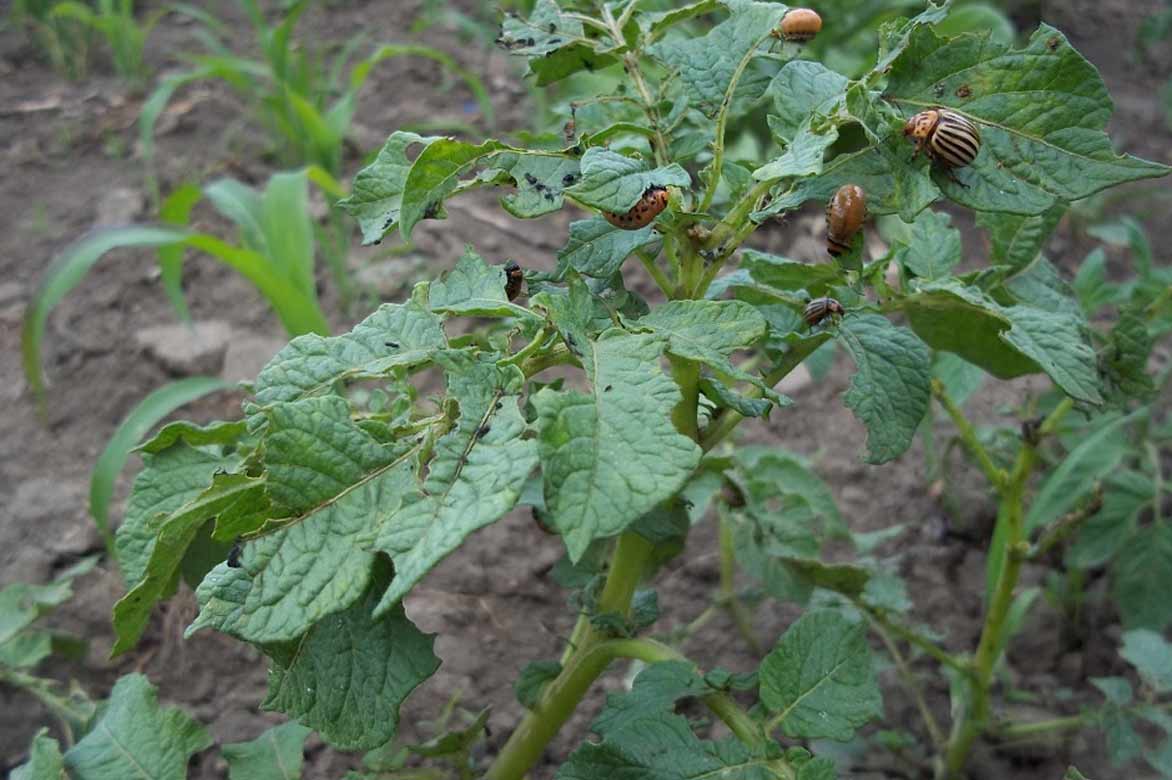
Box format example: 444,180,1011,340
867,614,945,749
601,6,669,167
857,604,970,676
718,508,763,655
485,532,654,780
698,36,775,214
638,249,674,297
502,324,553,367
939,399,1073,779
931,380,1006,491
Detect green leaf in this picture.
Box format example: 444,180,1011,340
0,630,53,669
1067,471,1150,569
648,0,789,117
1100,705,1143,766
11,730,65,780
838,314,932,463
498,0,618,85
755,135,939,223
138,419,248,455
638,300,783,404
1064,767,1091,780
1001,256,1083,319
555,217,658,279
63,674,211,780
735,448,846,538
515,660,562,709
400,138,508,240
0,558,97,645
222,722,312,780
759,611,882,740
976,206,1066,273
483,152,580,218
886,25,1170,214
338,131,442,245
1113,523,1172,631
263,561,439,751
408,708,490,759
91,377,230,551
559,661,778,780
115,443,236,589
428,248,535,319
1023,413,1131,533
765,61,850,142
888,210,961,280
112,472,266,656
534,330,702,561
188,397,417,644
781,559,871,599
563,148,691,212
1120,630,1172,694
903,282,1102,404
1101,309,1156,404
699,376,773,418
753,118,840,182
373,353,537,614
249,302,446,419
592,661,711,737
738,250,844,296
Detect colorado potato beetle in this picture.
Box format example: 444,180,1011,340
825,184,866,257
803,297,845,327
775,8,822,42
504,260,524,301
603,186,669,230
902,108,981,170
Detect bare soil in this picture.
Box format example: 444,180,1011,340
1,1,1169,778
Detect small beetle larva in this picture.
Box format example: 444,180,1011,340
826,184,866,257
603,186,669,230
504,260,524,301
902,108,982,171
775,8,822,42
803,297,845,327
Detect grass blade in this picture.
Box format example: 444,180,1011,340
22,225,189,405
157,183,203,323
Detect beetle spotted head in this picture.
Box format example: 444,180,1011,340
903,110,940,141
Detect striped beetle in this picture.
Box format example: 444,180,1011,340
803,297,845,328
902,108,982,172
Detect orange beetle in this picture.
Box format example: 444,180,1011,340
776,8,822,42
603,186,669,230
902,108,981,169
825,184,866,257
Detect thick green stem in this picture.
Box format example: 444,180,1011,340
939,399,1073,779
638,249,674,297
485,533,655,780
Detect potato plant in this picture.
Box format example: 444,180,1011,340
16,0,1172,778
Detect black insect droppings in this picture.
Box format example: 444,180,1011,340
385,340,399,348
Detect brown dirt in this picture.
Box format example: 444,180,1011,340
1,1,1169,778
